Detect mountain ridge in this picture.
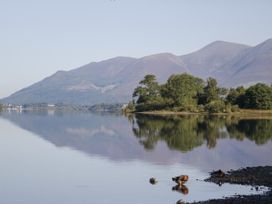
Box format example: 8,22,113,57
2,39,272,105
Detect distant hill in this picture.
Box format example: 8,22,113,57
214,39,272,87
1,39,272,105
180,41,250,78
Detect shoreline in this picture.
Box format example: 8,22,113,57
134,109,272,118
188,166,272,204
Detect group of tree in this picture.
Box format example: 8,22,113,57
129,73,272,113
227,83,272,109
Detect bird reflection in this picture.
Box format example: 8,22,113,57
172,184,189,195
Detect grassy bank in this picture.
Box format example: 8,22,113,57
135,109,272,118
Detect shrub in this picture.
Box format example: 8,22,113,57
204,100,227,113
231,105,240,112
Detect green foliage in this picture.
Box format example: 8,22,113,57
199,77,225,105
134,103,166,112
231,105,240,112
133,74,161,104
0,104,2,112
123,101,135,113
226,86,246,107
226,88,239,105
204,100,229,113
132,73,272,113
162,73,204,110
133,74,164,111
242,83,272,109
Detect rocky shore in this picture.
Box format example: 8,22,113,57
188,166,272,204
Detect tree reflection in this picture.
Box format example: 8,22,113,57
227,119,272,145
131,114,272,152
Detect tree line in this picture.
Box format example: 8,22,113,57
128,73,272,113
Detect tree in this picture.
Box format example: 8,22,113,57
226,86,245,106
200,77,221,104
198,77,230,113
133,74,161,104
229,86,245,107
133,74,164,111
123,100,135,113
131,73,272,112
204,100,229,113
242,83,272,109
161,73,204,111
226,88,238,105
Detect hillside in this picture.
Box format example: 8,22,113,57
1,39,272,105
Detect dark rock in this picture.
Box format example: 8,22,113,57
149,177,158,185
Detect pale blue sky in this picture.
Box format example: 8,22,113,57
1,0,272,98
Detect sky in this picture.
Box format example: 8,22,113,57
1,0,272,98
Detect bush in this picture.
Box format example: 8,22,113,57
123,101,135,113
242,83,272,110
172,104,200,112
135,103,166,112
204,100,227,113
197,105,205,112
231,105,240,112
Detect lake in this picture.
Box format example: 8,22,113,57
0,111,271,204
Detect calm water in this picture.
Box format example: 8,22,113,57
0,111,271,204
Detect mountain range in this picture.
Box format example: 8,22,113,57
2,39,272,105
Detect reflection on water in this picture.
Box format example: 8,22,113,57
172,184,189,195
0,111,271,204
1,111,272,171
227,119,272,145
132,114,272,152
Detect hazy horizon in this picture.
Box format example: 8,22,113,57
1,0,272,98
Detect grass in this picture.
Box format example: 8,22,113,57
136,109,272,118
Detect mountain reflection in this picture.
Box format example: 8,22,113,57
132,114,272,152
1,111,272,170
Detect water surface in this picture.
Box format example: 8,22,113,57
0,111,271,204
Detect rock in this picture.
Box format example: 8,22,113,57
210,169,225,178
149,177,158,185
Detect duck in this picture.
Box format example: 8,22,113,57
172,175,189,185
